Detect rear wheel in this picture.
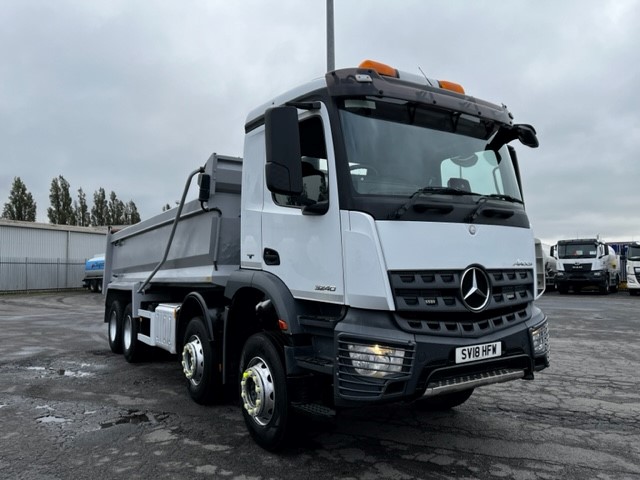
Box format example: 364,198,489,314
239,332,292,451
122,304,148,363
107,300,123,354
415,388,474,410
182,316,223,404
558,285,569,294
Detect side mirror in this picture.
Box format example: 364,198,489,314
265,106,303,196
198,173,211,202
516,124,539,148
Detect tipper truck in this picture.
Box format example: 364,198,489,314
104,59,550,450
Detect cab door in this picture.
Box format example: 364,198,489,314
261,106,344,304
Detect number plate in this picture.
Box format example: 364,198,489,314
455,341,502,364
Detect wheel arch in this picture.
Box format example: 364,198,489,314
224,270,299,333
177,291,224,351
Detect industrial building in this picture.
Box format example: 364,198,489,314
0,219,107,292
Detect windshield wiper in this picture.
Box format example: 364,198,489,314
465,194,522,223
389,187,471,219
480,193,524,204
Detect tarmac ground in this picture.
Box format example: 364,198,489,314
0,290,639,480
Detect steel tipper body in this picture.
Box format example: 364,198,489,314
553,238,620,294
104,60,549,451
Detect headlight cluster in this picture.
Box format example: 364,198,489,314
530,322,550,356
347,343,405,378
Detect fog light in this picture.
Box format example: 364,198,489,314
347,343,404,378
530,322,549,356
593,271,602,277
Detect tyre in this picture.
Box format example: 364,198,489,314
239,332,292,451
611,275,619,293
558,285,569,294
182,316,223,404
89,280,97,293
122,304,148,363
599,276,609,295
630,290,639,296
107,300,124,354
415,388,474,410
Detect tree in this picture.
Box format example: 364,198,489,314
47,175,73,225
91,188,108,226
2,177,37,221
75,188,90,227
124,201,141,224
107,191,125,225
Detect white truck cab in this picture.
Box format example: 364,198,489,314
625,242,640,296
554,238,620,294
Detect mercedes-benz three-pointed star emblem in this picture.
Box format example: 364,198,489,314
460,266,491,312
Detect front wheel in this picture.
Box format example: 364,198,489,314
182,317,223,404
611,275,619,293
239,332,292,451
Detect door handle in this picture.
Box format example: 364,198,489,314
263,248,280,266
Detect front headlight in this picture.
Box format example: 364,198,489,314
530,322,550,356
347,343,405,378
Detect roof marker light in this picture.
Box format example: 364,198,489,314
358,60,399,78
438,80,465,94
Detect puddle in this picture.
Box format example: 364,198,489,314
100,410,169,429
37,415,70,424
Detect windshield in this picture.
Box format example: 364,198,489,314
628,245,640,260
558,243,598,259
339,98,523,201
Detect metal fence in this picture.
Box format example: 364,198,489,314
0,257,86,292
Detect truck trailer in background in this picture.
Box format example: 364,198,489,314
82,254,104,293
103,60,549,450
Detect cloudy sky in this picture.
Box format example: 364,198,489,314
1,0,639,245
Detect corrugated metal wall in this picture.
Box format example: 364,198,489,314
0,220,107,292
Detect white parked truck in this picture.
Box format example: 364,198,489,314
103,60,549,451
553,238,620,294
625,242,640,296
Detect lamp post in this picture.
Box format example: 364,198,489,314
327,0,335,72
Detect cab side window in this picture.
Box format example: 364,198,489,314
274,116,328,208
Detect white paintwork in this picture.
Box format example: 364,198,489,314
375,221,536,271
260,105,344,304
240,126,265,270
341,211,394,311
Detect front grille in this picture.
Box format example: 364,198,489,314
563,263,592,273
389,269,533,336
